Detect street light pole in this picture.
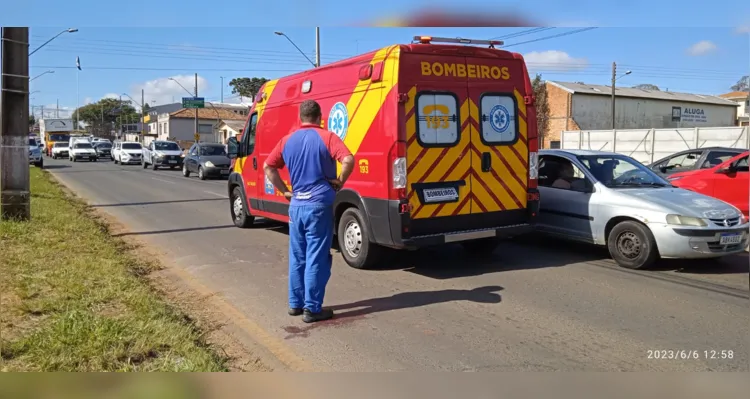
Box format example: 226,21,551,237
194,73,199,142
220,76,225,103
315,27,321,68
30,70,54,82
274,30,317,68
29,28,78,56
610,62,632,130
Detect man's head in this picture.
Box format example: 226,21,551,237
299,100,322,125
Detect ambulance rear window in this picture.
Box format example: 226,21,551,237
416,92,460,147
479,94,518,145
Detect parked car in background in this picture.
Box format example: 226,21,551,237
69,141,98,162
668,151,749,218
142,140,184,170
93,142,113,160
536,149,748,269
28,137,43,168
182,143,231,180
113,141,143,165
50,142,69,159
648,147,745,177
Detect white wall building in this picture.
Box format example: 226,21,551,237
153,108,248,143
719,91,749,126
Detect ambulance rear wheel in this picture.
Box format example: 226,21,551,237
337,207,382,270
231,186,254,228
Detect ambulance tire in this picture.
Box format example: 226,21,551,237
231,186,254,228
337,207,382,270
461,237,500,255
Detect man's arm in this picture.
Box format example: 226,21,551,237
327,133,355,187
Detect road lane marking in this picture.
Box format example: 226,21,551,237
203,190,227,198
151,177,176,185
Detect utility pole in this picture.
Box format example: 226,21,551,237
194,73,199,142
611,62,616,130
141,88,145,138
1,27,31,220
315,27,321,67
56,99,59,117
220,76,224,103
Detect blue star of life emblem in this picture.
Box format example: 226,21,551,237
327,102,349,140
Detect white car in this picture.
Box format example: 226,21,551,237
50,142,70,159
142,140,185,170
69,141,98,162
114,141,143,165
28,137,43,168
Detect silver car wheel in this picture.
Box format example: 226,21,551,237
616,231,641,259
343,220,362,258
232,196,243,221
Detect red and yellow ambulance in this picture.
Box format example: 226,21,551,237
227,36,540,269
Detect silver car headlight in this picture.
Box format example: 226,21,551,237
204,161,215,167
666,214,707,227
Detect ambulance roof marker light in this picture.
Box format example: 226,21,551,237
412,36,504,48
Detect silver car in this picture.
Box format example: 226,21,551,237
536,149,749,269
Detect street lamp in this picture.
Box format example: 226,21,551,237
168,77,194,97
29,28,78,56
274,31,317,67
30,70,55,82
611,69,633,129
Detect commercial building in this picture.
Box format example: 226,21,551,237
718,91,749,126
543,81,739,148
154,107,246,143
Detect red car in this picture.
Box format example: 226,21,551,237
668,151,749,217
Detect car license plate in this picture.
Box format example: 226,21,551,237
81,156,88,158
423,187,459,203
220,169,230,174
719,233,742,245
168,160,177,164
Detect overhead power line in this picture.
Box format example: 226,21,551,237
489,27,555,40
501,27,598,48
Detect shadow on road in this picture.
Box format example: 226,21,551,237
92,197,226,208
42,164,70,169
112,224,235,237
281,286,503,339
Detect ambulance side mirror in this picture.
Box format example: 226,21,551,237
227,137,239,159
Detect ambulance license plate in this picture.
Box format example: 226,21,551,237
423,187,458,203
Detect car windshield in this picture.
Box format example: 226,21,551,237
96,143,112,149
576,154,671,188
122,143,142,150
28,138,37,146
54,143,68,147
74,143,93,149
50,134,70,141
200,145,226,156
154,142,180,151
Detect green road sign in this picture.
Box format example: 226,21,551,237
182,97,205,109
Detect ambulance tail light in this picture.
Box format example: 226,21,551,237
528,151,539,189
390,141,407,199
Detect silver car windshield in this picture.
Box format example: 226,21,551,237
576,155,671,188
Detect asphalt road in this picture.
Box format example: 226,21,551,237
44,157,749,371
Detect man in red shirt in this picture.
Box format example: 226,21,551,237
263,100,355,323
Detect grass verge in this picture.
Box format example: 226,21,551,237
0,167,228,371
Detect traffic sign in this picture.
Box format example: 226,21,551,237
194,133,200,142
182,97,205,109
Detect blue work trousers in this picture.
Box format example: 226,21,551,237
288,204,334,313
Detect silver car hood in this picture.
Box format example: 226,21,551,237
613,187,740,220
152,150,183,156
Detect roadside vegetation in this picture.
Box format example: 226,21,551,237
0,167,228,371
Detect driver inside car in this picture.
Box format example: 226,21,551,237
552,162,575,189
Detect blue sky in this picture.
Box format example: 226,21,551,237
10,1,749,118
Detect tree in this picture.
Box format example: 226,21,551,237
531,74,550,147
70,97,140,135
633,83,660,91
143,103,151,112
228,77,270,99
29,114,36,127
730,75,749,92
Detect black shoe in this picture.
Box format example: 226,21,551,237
288,307,303,316
302,308,334,323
